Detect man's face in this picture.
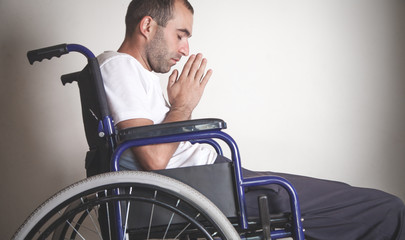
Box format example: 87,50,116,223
145,2,193,73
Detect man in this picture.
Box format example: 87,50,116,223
97,0,405,239
99,0,216,171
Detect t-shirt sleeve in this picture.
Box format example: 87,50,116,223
100,56,153,124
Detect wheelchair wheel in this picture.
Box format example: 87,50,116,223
13,171,240,239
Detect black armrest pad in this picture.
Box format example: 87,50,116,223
118,118,227,142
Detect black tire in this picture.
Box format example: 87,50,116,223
13,171,240,239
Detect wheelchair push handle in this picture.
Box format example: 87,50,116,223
27,44,69,65
27,43,115,140
27,43,96,65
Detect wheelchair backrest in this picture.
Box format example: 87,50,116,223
61,66,112,176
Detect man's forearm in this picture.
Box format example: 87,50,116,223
117,107,192,170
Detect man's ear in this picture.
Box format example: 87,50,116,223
138,16,157,39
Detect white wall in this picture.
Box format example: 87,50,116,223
1,0,404,238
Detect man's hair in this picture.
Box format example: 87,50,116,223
125,0,194,36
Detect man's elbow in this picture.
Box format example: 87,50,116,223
131,146,171,171
139,156,169,171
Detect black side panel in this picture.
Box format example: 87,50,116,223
154,162,238,218
75,66,111,176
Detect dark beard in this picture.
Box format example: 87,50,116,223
146,27,172,73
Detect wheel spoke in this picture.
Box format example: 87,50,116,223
104,190,112,240
81,198,103,239
122,187,133,240
66,219,85,240
163,199,181,239
146,190,158,240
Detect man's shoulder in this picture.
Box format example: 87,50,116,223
97,51,158,82
97,51,134,66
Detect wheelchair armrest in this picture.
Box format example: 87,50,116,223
117,118,227,142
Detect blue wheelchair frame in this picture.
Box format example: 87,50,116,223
27,43,305,240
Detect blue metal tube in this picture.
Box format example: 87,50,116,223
243,176,305,239
110,129,304,239
190,139,223,155
270,230,292,239
66,44,95,59
102,114,115,135
110,130,250,229
110,130,243,239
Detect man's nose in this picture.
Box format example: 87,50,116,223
179,40,189,56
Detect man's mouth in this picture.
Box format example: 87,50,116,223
171,58,180,65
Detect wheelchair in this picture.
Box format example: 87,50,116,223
13,44,305,240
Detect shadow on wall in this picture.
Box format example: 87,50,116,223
383,4,405,200
0,3,88,239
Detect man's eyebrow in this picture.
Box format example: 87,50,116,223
177,28,192,37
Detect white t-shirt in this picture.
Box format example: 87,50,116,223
97,51,217,169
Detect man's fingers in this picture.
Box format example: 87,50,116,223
200,69,213,87
168,69,178,88
179,54,196,79
195,57,208,81
187,53,203,78
178,53,211,86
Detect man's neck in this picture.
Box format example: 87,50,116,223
118,38,151,71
